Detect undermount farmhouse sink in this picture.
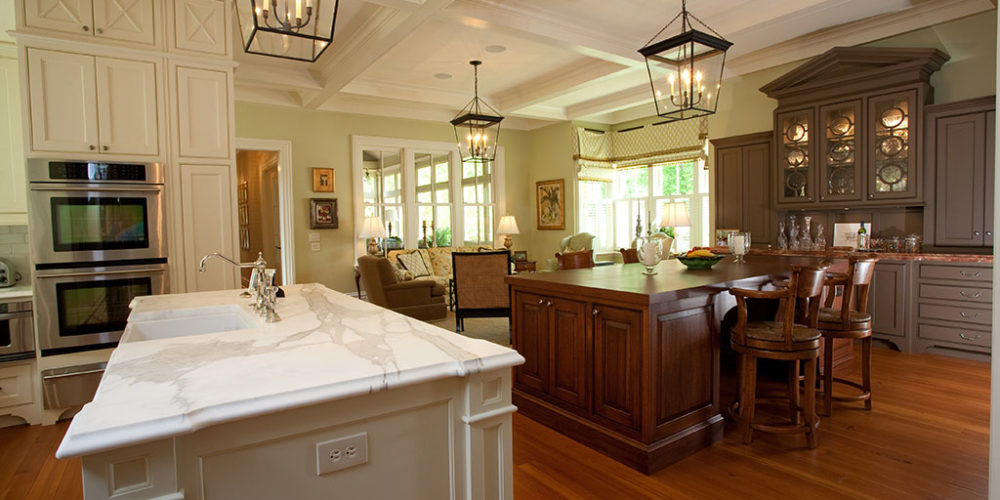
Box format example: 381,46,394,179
122,306,257,343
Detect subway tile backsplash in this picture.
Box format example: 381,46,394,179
0,225,30,285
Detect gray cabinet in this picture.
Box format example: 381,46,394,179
924,96,995,248
868,260,910,350
912,262,992,357
711,131,773,246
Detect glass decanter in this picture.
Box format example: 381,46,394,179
635,235,664,276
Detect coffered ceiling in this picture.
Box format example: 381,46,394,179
233,0,996,129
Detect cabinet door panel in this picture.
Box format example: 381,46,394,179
775,109,814,205
93,0,155,44
513,292,549,393
27,49,99,153
818,100,863,202
985,110,995,247
173,0,229,55
714,146,742,231
0,58,26,218
655,307,714,426
549,298,587,411
742,142,772,245
96,57,159,155
593,305,642,430
868,90,918,200
868,262,907,337
934,113,986,246
176,66,230,158
180,164,237,292
24,0,94,35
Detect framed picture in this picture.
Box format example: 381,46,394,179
833,222,869,248
310,198,338,229
513,250,528,262
313,168,335,192
716,228,739,246
536,179,565,230
238,181,248,203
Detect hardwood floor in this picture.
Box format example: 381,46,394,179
0,345,987,499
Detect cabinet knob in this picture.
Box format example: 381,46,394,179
96,28,104,34
868,194,874,198
592,308,600,316
959,332,982,342
546,301,552,307
88,145,96,150
102,145,109,151
82,25,89,32
537,298,545,305
987,231,993,237
974,231,981,237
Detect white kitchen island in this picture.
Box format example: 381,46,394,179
56,283,524,500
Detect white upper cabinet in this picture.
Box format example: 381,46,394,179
27,48,99,153
0,57,27,223
23,0,155,46
175,66,230,159
172,0,228,56
96,57,159,155
27,47,160,156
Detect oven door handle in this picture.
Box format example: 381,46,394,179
30,185,162,193
36,266,166,279
0,311,32,321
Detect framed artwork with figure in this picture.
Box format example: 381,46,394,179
313,168,335,192
310,198,338,229
536,179,565,230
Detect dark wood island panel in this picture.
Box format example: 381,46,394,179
506,255,825,473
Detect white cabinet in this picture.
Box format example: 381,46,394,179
171,0,229,56
0,363,34,409
175,66,230,158
0,57,27,223
23,0,156,45
26,47,160,156
179,164,237,291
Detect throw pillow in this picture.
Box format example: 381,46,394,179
397,252,430,277
392,264,413,282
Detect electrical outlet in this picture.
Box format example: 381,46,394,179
316,432,368,475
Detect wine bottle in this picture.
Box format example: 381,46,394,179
857,221,869,250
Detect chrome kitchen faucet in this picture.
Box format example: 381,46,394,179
199,252,281,322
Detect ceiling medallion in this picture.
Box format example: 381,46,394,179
236,0,339,62
451,60,504,163
638,0,732,122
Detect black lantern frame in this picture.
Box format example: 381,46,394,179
639,1,732,122
236,0,339,62
451,61,503,164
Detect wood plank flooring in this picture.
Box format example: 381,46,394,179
0,345,988,499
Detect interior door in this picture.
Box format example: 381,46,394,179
261,164,282,284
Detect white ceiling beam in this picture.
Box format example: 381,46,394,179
361,0,426,11
303,0,456,109
235,63,324,91
341,78,468,108
565,85,652,120
493,61,634,112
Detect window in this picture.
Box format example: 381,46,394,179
579,160,709,253
353,136,504,257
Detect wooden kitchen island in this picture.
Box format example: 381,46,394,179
505,255,825,473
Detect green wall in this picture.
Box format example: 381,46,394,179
234,105,530,292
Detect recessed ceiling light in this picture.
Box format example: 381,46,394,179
434,73,452,79
484,45,506,53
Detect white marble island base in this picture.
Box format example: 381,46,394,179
59,284,523,500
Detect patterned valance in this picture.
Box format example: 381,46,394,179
574,117,709,182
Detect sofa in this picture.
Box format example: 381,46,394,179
386,245,494,305
357,255,447,320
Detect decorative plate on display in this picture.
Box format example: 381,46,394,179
829,116,853,136
880,107,906,129
828,168,854,195
786,148,806,166
786,171,807,193
829,142,852,162
878,163,905,184
785,123,807,142
878,136,904,156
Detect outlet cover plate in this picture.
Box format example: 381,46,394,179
316,432,368,476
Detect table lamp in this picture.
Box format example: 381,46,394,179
659,201,691,256
359,216,388,255
497,215,520,250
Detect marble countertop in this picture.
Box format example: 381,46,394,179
0,283,32,301
747,248,993,263
56,283,524,459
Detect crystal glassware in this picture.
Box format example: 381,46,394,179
777,220,788,249
814,223,827,250
636,235,663,275
728,231,751,264
799,216,813,249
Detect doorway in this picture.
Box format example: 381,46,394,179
235,138,295,285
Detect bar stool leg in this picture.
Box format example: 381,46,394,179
803,356,818,449
823,336,834,416
862,336,873,411
787,360,800,425
739,353,757,444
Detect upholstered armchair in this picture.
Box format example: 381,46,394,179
452,250,511,333
357,255,447,321
560,232,595,252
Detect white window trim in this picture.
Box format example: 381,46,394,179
351,135,505,261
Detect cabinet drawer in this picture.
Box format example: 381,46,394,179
918,284,992,304
918,303,992,326
919,264,992,283
917,323,991,348
0,364,33,408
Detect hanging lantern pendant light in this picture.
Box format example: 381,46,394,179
639,0,732,122
451,60,504,163
236,0,339,62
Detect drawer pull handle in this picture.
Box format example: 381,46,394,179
959,290,982,298
959,311,981,319
546,301,552,307
537,299,545,305
959,271,982,278
959,332,982,342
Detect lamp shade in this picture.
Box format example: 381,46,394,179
660,202,691,227
358,216,387,239
497,215,520,235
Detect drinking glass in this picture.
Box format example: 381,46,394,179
728,231,751,264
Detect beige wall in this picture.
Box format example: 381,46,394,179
234,105,530,292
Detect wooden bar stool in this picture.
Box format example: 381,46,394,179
729,264,828,448
818,255,877,416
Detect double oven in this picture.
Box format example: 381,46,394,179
29,160,166,356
